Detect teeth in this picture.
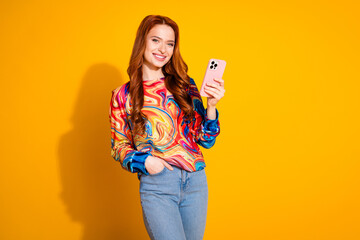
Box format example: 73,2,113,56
154,54,165,59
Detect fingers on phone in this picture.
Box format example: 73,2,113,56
204,88,215,97
213,78,224,85
206,83,220,91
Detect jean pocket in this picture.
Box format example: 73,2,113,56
149,165,167,176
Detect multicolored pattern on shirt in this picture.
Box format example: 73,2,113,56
109,77,220,180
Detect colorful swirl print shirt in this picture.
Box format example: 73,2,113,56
109,77,220,180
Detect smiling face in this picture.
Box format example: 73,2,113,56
143,24,175,71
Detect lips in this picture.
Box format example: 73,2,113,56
153,53,166,60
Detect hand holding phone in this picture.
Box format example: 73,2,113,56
200,58,226,97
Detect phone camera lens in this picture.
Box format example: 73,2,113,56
214,64,218,67
211,61,215,64
210,65,213,69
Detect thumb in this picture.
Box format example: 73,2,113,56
161,159,174,170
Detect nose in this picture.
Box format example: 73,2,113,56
159,42,166,53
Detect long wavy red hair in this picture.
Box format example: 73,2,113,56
127,15,195,136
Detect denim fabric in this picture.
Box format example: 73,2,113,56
139,165,208,240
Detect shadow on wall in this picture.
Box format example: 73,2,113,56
58,63,148,240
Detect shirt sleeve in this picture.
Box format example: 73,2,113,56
109,87,151,175
188,78,220,149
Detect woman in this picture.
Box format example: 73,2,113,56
109,15,225,240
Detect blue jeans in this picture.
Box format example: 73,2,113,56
139,165,208,240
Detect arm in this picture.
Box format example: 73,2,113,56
109,87,150,175
189,78,220,149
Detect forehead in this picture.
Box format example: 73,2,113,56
148,24,175,40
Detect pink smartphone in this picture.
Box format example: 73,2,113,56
200,58,226,97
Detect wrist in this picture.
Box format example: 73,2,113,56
207,104,216,110
206,106,217,120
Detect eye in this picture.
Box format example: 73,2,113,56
152,39,159,42
168,43,174,47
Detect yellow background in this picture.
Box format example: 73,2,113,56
1,0,359,239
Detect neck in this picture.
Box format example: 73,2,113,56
142,62,165,80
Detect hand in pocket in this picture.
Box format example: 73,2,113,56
145,156,174,175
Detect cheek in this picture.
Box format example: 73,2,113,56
146,41,155,51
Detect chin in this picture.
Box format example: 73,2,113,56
153,61,167,68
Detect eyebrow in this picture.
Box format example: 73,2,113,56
150,36,175,43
